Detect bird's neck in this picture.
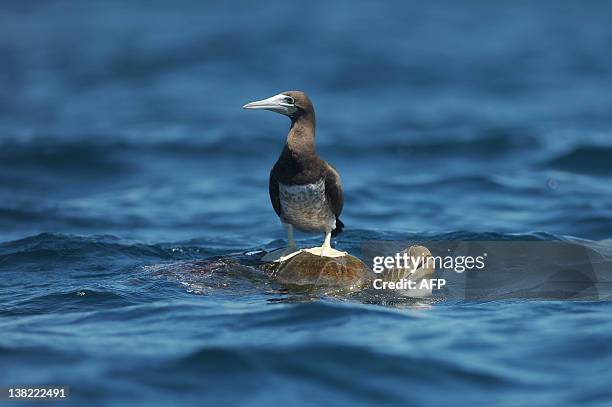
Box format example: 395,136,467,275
283,112,316,158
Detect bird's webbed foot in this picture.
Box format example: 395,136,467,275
303,246,347,258
262,245,301,262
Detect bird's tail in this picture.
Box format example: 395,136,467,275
332,218,344,237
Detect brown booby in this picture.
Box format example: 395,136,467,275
243,91,346,260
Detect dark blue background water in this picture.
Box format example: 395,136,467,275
1,1,611,406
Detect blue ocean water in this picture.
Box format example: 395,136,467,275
1,1,612,405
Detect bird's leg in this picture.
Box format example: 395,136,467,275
304,231,347,258
262,223,301,262
320,231,332,257
286,223,297,251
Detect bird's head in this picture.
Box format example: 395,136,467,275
242,91,313,120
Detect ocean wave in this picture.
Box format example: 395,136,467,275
0,233,176,271
547,146,612,175
228,301,409,329
0,130,539,170
153,341,515,405
3,300,612,405
2,231,611,303
0,289,133,317
0,137,281,173
0,139,133,175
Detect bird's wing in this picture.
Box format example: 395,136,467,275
323,162,343,217
269,169,282,217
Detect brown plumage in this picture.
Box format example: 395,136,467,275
267,91,344,236
243,90,345,259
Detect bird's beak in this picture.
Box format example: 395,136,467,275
242,93,296,116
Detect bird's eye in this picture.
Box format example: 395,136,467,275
284,97,294,104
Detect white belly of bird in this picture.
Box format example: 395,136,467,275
279,180,336,233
